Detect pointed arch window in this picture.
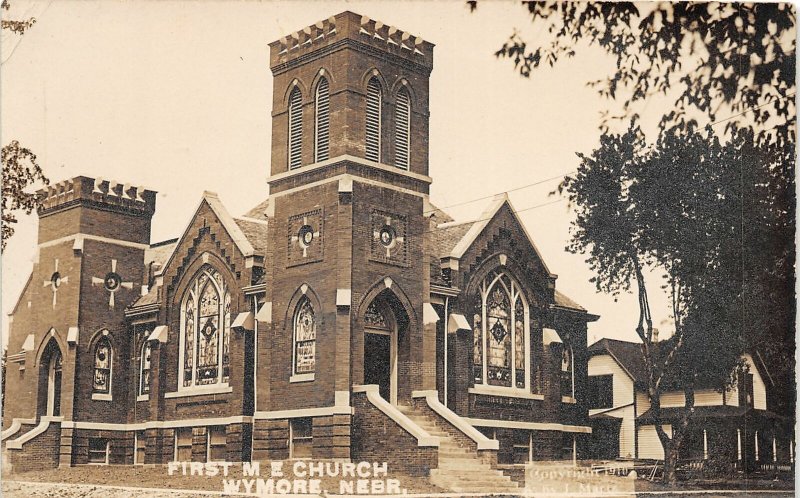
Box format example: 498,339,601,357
365,77,382,162
472,269,530,391
288,86,303,169
292,297,316,378
394,87,410,170
180,265,231,389
93,336,113,395
561,345,575,398
315,77,330,162
139,340,152,396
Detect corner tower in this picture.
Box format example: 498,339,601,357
257,12,437,460
4,177,156,432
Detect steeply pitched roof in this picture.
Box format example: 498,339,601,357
429,221,475,259
243,198,270,221
144,239,178,270
588,338,648,383
554,289,586,312
234,217,268,255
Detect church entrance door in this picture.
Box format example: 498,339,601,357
364,330,395,404
47,349,63,416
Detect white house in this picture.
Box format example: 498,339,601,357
586,338,792,472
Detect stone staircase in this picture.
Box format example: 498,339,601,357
397,405,519,494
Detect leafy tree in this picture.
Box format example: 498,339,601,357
490,2,795,144
558,123,793,482
2,140,49,252
1,0,36,35
479,1,795,479
2,0,49,252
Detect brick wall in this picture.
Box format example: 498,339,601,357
8,421,61,472
269,11,432,177
351,391,437,477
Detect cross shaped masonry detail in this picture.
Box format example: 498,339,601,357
91,259,135,309
373,216,404,258
43,258,68,309
290,215,320,258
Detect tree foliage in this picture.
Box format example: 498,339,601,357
2,140,49,252
2,0,48,252
492,2,795,144
559,123,793,482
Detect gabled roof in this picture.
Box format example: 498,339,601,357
554,289,586,312
429,221,475,258
441,193,555,278
144,239,178,271
234,217,269,255
588,338,648,383
243,197,270,220
162,191,258,275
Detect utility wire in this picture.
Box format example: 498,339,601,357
424,170,575,216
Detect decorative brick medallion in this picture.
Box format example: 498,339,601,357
288,209,323,266
370,209,407,266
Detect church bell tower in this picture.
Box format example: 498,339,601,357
260,10,437,431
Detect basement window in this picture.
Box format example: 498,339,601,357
175,428,193,461
134,430,146,465
512,431,532,464
88,438,110,464
290,418,313,459
208,426,227,462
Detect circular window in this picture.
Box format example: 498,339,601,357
50,272,62,290
104,272,122,291
298,225,314,247
379,225,396,247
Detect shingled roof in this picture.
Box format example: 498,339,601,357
588,338,648,383
234,217,269,255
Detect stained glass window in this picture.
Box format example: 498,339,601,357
293,297,316,375
183,296,195,387
472,269,530,391
364,301,389,330
514,297,526,389
93,336,112,394
140,340,151,395
181,265,230,388
561,345,574,397
473,311,483,383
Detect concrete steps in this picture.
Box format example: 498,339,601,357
398,405,517,493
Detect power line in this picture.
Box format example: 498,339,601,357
707,92,796,128
423,198,566,236
425,170,575,216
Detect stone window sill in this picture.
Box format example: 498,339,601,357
91,393,112,401
290,373,315,383
164,385,233,398
469,385,544,400
561,396,577,404
136,394,149,402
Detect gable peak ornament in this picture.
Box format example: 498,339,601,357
91,259,135,309
42,258,68,308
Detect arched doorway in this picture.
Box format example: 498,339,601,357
38,340,63,417
362,290,409,404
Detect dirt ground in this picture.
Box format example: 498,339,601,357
2,464,445,497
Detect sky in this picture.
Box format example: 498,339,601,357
1,0,679,346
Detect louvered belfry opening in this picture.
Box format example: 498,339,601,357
395,88,411,170
288,87,303,169
315,78,330,162
365,77,382,162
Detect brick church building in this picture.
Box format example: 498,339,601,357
2,11,597,489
